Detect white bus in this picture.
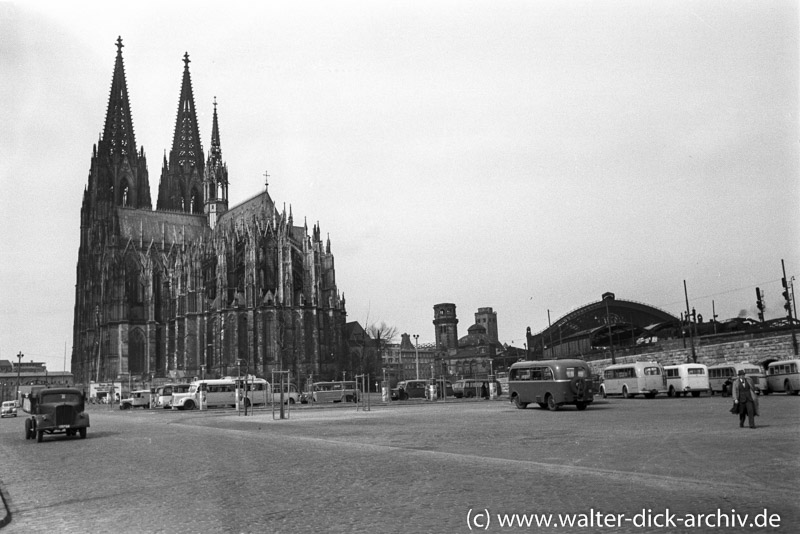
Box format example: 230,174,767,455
664,364,709,397
766,359,800,395
171,377,269,410
154,383,191,409
707,363,765,396
600,361,667,399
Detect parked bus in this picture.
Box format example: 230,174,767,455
600,361,667,399
302,381,358,403
766,359,800,395
507,359,595,411
664,364,709,397
154,383,191,409
708,363,765,396
171,377,269,410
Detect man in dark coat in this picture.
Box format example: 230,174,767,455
732,370,759,429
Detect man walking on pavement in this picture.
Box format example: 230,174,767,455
732,369,759,429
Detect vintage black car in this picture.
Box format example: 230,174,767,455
23,387,90,442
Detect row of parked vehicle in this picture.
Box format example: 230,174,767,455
390,378,504,401
599,359,800,399
504,357,800,412
116,378,369,411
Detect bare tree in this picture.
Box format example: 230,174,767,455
366,322,398,377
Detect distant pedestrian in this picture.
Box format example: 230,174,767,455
732,370,759,429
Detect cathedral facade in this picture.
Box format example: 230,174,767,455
71,38,347,385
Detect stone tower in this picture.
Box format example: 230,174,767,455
474,307,498,343
433,303,458,350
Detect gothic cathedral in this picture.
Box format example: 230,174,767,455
71,38,347,385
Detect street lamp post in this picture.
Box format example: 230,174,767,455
604,298,616,364
413,334,419,380
236,359,243,414
16,352,23,403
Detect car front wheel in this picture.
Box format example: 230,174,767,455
79,428,87,439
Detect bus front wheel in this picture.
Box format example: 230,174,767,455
183,400,196,410
576,402,588,411
512,395,528,409
546,395,558,411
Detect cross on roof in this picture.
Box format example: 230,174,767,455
116,36,124,53
183,52,190,67
263,170,270,189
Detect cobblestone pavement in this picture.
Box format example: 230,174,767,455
0,395,798,533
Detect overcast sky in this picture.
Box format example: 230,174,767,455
1,0,798,372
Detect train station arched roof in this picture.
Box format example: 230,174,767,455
526,292,679,358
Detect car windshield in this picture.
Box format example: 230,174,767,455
40,392,82,404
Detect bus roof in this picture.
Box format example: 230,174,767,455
510,359,589,369
602,361,662,370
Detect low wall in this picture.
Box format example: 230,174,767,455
587,332,798,374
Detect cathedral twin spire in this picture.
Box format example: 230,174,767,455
96,37,227,220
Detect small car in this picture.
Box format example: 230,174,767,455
1,401,17,418
120,389,152,409
23,387,90,442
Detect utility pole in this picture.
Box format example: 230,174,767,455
712,300,718,335
684,280,697,363
782,259,798,355
16,351,23,402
